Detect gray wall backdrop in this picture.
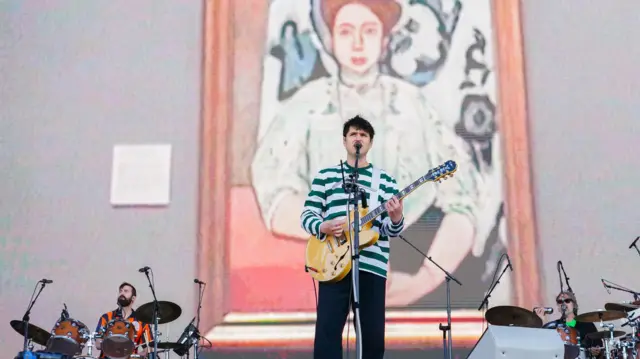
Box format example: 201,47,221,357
0,0,202,353
1,0,639,355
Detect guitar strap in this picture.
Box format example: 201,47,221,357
368,166,381,209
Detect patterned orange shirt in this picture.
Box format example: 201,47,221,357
95,309,151,358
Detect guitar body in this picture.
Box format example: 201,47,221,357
305,206,379,283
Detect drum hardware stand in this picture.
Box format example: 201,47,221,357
82,332,101,357
21,279,51,358
600,322,617,359
398,235,462,359
601,279,640,301
141,267,160,359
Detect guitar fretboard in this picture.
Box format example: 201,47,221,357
360,172,433,226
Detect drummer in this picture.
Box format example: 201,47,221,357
535,290,602,357
95,282,152,358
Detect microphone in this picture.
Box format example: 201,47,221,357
61,303,69,320
602,279,611,294
354,141,362,151
40,279,53,284
630,236,640,249
194,279,206,285
534,307,554,315
505,253,513,271
138,266,150,273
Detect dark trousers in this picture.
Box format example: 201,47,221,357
314,270,386,359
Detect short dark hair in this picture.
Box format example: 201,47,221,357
119,282,137,297
343,115,375,139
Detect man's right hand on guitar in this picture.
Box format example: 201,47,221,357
320,218,346,237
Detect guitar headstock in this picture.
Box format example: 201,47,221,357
424,160,457,183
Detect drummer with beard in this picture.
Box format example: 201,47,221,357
95,282,152,358
535,290,603,358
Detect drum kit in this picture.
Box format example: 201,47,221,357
485,302,640,359
11,300,194,359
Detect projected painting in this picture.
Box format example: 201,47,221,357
198,0,538,351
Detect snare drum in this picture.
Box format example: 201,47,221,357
100,318,136,358
46,318,89,355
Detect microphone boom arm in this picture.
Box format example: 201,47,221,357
559,262,573,293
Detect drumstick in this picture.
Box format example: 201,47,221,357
144,325,151,353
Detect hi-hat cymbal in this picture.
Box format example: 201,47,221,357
136,301,182,324
575,309,627,323
605,302,640,312
10,320,51,346
586,330,626,340
485,306,543,328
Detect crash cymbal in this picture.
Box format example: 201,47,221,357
605,302,640,312
586,330,626,340
485,306,543,328
10,320,51,346
575,309,627,323
135,301,182,324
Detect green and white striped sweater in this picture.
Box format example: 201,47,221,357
300,163,405,278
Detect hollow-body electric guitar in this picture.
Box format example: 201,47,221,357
304,160,458,283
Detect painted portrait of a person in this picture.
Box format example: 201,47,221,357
250,0,506,308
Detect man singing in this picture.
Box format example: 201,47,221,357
300,116,404,359
535,290,602,358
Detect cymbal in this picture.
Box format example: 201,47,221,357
485,306,543,328
136,301,182,324
10,320,51,346
575,309,627,323
586,330,626,340
605,302,640,312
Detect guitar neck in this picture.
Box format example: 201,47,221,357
360,175,431,226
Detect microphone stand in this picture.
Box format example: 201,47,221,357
341,146,364,359
398,235,461,359
193,282,205,359
143,269,160,359
602,279,640,301
478,253,509,313
22,281,48,358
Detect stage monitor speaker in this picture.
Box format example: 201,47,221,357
467,324,565,359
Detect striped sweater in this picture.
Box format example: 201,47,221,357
300,163,405,278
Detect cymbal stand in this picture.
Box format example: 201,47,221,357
600,321,615,359
192,280,205,359
22,280,49,358
141,267,160,359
